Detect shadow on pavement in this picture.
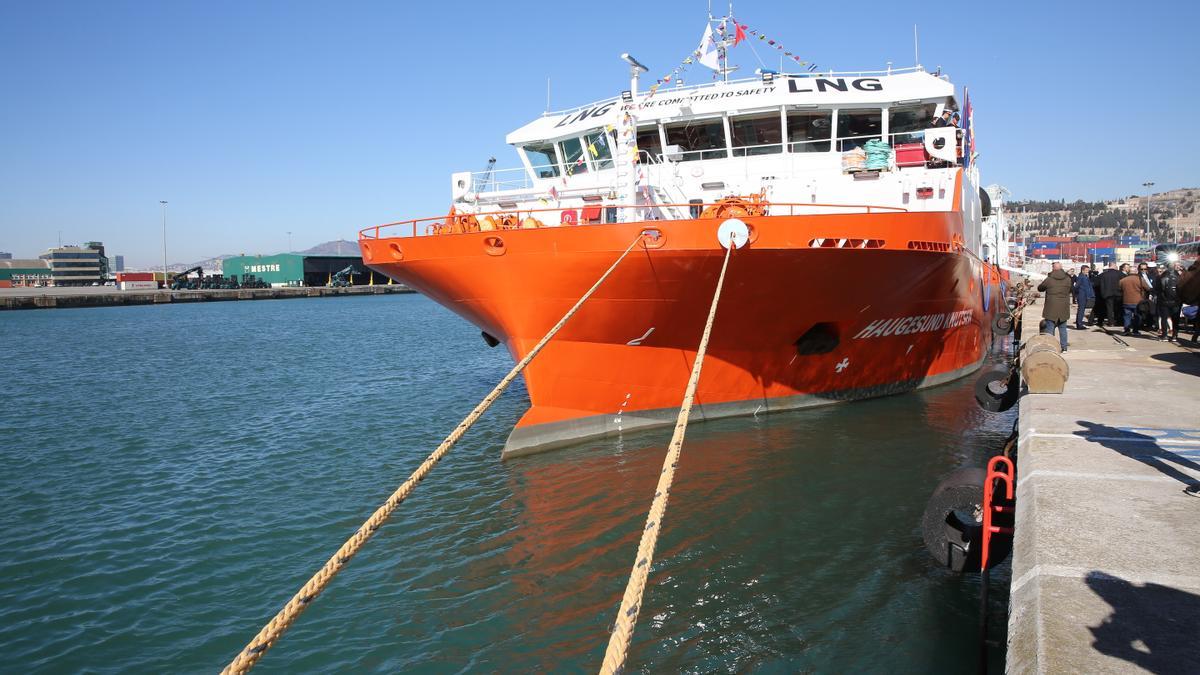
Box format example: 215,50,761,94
1149,349,1200,377
1085,570,1200,674
1074,421,1200,493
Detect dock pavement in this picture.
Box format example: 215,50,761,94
1007,312,1200,673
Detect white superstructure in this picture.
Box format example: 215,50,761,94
448,66,985,256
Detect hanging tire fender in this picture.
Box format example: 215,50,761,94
974,365,1019,413
923,468,981,572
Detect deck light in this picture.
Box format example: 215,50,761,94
622,90,633,103
756,68,776,85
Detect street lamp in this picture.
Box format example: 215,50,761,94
160,200,168,290
1142,181,1154,242
287,231,293,253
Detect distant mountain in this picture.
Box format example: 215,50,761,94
299,240,359,256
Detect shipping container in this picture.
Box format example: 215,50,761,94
120,280,159,290
1075,235,1101,242
116,272,156,282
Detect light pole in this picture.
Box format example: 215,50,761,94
1142,181,1154,242
160,200,168,290
287,231,293,253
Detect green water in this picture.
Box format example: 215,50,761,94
0,295,1012,672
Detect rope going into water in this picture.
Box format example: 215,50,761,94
222,232,650,674
599,241,735,675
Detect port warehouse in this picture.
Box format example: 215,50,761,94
221,254,374,287
0,260,53,288
0,242,121,288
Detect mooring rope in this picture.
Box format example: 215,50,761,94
599,241,735,675
222,232,649,674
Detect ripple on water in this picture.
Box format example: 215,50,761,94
0,295,1013,672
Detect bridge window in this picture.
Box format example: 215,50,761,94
889,103,937,145
559,137,590,174
583,130,614,170
731,112,782,156
636,125,662,162
664,118,728,161
836,108,882,151
522,142,560,178
787,109,832,152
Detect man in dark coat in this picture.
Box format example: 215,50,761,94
1155,262,1183,342
1089,268,1105,326
1098,263,1124,327
1073,264,1095,329
1038,262,1073,351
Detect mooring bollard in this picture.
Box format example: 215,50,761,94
1020,334,1069,394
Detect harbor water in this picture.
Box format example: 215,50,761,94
0,294,1013,672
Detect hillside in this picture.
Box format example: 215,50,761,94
1010,187,1199,242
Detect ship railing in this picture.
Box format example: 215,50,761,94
359,201,909,240
466,132,955,192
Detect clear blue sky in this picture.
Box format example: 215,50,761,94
1,0,1196,266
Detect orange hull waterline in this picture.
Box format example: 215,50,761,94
362,205,1002,457
360,63,1006,457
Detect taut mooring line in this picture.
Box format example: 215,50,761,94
599,240,735,674
222,232,650,674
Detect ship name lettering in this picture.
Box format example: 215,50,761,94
553,102,616,128
788,77,883,94
853,309,974,340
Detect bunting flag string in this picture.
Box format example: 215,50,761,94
734,19,820,72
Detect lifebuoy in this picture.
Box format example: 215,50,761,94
561,209,578,226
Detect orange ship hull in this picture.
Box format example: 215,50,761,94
361,210,1001,457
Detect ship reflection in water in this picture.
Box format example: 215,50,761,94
406,363,1013,672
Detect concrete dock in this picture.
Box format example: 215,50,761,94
1008,315,1200,673
0,284,414,310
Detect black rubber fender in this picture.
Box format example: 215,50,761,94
992,311,1014,336
974,366,1018,413
922,468,982,572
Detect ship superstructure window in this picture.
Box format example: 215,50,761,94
559,137,589,174
787,109,832,152
583,130,614,170
836,108,882,151
889,103,937,144
730,112,782,156
663,118,727,161
636,126,662,162
522,142,560,178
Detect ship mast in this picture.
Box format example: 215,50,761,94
616,53,648,223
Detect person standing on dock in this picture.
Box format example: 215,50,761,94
1039,262,1073,351
1119,265,1152,336
1098,262,1124,328
1155,262,1183,342
1074,264,1095,329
